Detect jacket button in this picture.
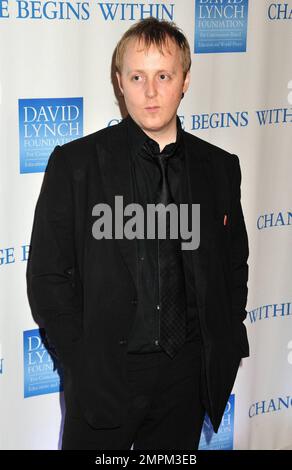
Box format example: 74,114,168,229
131,299,137,305
119,339,127,346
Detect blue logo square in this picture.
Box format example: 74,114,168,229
23,328,63,398
194,0,249,54
19,97,83,174
199,394,235,450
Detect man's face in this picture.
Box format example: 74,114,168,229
116,37,190,137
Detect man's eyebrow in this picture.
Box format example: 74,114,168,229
126,69,176,76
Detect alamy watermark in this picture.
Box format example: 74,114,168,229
92,196,200,250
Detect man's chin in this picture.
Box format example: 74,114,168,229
139,117,167,133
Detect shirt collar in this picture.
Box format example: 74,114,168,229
126,113,184,161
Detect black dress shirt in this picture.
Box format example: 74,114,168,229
125,114,201,354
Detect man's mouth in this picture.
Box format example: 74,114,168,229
145,106,160,112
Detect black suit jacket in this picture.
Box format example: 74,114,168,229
26,115,249,433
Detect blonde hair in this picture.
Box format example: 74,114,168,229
115,17,191,78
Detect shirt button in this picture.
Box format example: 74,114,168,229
154,339,159,346
156,305,160,310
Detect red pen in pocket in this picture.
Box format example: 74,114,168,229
223,214,228,226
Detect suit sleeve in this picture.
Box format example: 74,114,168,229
26,145,83,367
230,155,249,324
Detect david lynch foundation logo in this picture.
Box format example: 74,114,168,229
199,394,235,449
19,97,83,173
194,0,249,54
23,328,63,398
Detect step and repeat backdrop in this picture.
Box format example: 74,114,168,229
0,0,291,450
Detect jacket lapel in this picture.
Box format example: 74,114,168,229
96,120,138,291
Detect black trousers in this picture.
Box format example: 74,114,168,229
62,339,205,450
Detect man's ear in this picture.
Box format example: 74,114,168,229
182,70,191,94
116,72,124,95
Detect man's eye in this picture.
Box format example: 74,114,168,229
159,74,169,80
132,75,141,81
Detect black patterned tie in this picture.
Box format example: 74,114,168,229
142,139,187,358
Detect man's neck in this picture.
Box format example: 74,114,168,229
141,120,177,153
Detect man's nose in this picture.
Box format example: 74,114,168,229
145,78,157,98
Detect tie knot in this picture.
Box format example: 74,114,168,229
142,139,178,160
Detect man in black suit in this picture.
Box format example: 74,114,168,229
26,17,249,450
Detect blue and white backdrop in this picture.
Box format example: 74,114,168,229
0,0,291,450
